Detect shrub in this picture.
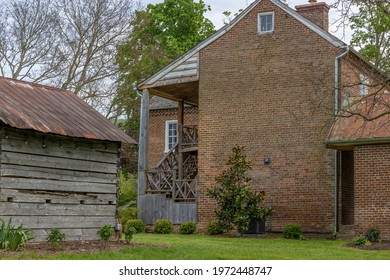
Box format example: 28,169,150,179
118,207,138,226
153,219,173,234
179,222,197,235
97,224,114,242
0,218,32,251
365,227,381,243
207,145,273,235
354,236,371,246
118,172,137,207
47,228,66,250
125,219,145,233
283,224,304,240
207,221,224,235
123,226,137,244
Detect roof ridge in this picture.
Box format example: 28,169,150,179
0,76,74,95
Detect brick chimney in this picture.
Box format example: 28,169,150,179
295,0,330,32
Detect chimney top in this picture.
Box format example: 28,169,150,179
295,1,330,31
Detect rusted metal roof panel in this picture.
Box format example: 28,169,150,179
327,95,390,146
0,77,136,144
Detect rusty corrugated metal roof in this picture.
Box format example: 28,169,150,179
0,77,136,144
327,95,390,146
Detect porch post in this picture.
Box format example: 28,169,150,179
137,89,149,217
178,99,184,179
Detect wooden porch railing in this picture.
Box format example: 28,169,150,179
173,176,198,202
146,170,175,193
155,143,178,170
146,144,178,194
182,125,198,149
183,154,198,179
145,128,198,201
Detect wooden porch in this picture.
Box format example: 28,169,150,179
137,51,200,224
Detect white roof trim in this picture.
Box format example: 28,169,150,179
139,0,346,88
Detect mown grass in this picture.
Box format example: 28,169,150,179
2,234,389,260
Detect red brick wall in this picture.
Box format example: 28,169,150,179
148,107,198,168
340,52,389,102
198,0,339,233
354,144,390,239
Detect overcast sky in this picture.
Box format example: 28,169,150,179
139,0,352,44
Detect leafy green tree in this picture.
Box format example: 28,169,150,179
350,1,389,73
207,145,272,236
333,0,389,73
115,0,215,140
147,0,215,55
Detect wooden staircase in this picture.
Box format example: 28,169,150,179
145,126,198,202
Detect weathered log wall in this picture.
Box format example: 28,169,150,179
0,127,119,241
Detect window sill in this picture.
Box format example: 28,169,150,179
257,31,274,36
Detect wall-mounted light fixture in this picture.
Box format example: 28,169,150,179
264,156,271,165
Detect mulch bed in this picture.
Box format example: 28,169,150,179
345,241,390,250
1,240,169,258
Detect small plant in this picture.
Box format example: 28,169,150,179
118,207,138,226
283,223,305,240
153,219,173,234
125,219,145,233
179,222,197,235
207,221,224,235
47,228,66,250
365,226,381,243
0,218,32,251
354,236,371,246
123,226,137,244
97,224,114,243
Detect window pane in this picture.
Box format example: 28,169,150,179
260,14,273,32
261,16,266,31
166,121,178,151
267,15,272,25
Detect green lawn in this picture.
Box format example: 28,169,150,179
4,234,390,260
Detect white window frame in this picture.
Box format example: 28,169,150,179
257,12,274,34
165,120,178,152
360,73,369,95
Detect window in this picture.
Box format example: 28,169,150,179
165,120,177,152
360,73,368,95
258,12,274,34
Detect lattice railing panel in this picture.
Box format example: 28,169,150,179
173,177,197,202
146,170,175,193
182,125,198,148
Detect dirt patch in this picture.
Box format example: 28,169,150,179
1,240,169,258
345,241,390,250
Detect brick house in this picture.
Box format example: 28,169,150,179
137,0,389,238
